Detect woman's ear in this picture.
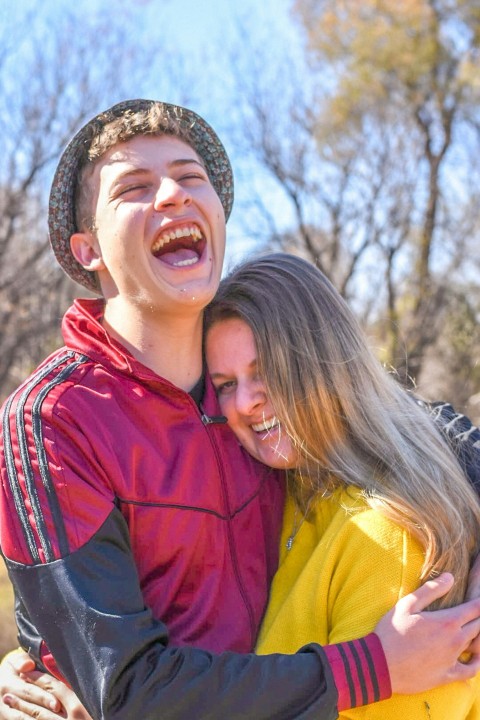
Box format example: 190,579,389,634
70,231,106,272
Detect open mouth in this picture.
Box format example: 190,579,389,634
251,417,280,434
151,224,206,267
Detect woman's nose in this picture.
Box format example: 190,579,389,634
235,381,267,416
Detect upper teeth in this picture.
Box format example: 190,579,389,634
152,225,202,253
251,417,279,433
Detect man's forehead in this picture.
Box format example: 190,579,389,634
98,134,204,168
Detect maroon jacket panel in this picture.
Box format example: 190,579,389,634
1,298,284,653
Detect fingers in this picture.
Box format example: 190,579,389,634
462,612,480,655
427,596,480,637
467,633,480,655
0,679,60,716
17,675,61,704
398,573,454,613
0,656,65,719
13,675,91,720
0,697,24,720
2,695,64,720
448,654,480,683
3,654,35,676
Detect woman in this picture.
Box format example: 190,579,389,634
205,252,480,718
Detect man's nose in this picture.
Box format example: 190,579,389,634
154,178,192,212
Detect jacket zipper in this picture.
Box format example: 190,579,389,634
199,406,258,648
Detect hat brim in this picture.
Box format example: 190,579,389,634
48,99,234,293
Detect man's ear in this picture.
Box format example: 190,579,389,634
70,231,106,272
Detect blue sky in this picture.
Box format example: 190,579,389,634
4,0,301,267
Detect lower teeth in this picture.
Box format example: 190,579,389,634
174,257,199,267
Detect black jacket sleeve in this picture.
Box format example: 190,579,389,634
419,400,480,495
6,508,339,720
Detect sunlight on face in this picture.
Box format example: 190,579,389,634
76,135,226,313
206,317,297,469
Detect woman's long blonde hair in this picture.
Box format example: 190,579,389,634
206,252,480,607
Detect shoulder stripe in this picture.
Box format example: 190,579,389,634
3,353,74,562
3,352,90,564
30,354,90,561
28,355,88,562
16,353,80,560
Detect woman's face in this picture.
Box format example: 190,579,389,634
206,317,297,469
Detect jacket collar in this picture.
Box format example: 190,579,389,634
61,298,220,412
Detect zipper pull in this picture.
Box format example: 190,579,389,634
201,414,228,425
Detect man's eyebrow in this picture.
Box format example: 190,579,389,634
110,167,151,181
170,158,207,170
108,158,207,184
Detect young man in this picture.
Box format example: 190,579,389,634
1,99,480,720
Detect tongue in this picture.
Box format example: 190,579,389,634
158,247,198,266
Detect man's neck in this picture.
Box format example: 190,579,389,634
102,301,204,392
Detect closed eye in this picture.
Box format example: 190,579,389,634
116,184,148,196
178,171,208,183
108,182,151,203
214,380,237,395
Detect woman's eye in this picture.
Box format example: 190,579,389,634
215,380,236,395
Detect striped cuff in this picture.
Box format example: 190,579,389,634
323,632,391,711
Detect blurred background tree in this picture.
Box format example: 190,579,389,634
229,0,480,419
0,11,136,397
0,4,192,402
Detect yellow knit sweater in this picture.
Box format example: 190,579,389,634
257,487,480,719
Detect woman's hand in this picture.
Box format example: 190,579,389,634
0,650,92,720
